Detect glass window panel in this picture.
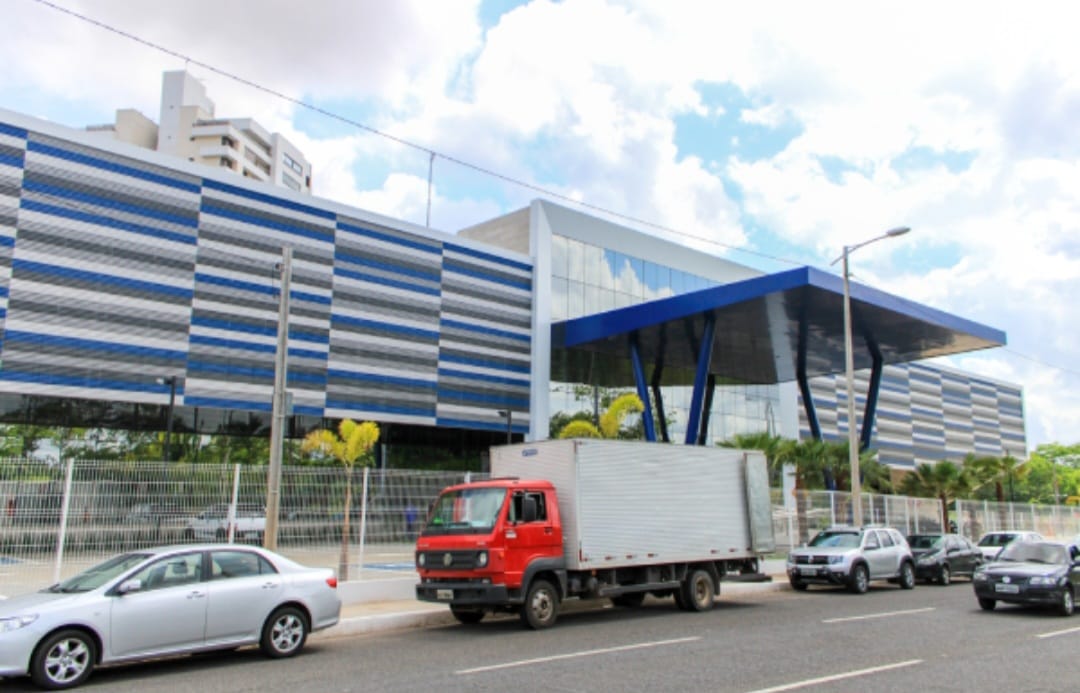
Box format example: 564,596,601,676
584,285,602,315
584,243,602,287
568,280,585,318
655,264,671,297
567,238,585,283
601,249,618,290
551,276,569,321
551,234,569,279
643,261,658,298
615,292,633,309
600,289,616,313
629,256,645,297
671,269,685,295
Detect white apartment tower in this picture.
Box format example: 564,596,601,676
87,71,312,194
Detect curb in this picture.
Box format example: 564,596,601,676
312,579,791,640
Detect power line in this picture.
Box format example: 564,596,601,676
29,0,801,269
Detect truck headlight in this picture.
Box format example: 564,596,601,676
0,614,38,633
417,553,426,568
477,551,488,567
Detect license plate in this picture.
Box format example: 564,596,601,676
799,566,820,576
995,583,1020,594
436,589,454,601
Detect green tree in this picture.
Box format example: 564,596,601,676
969,452,1028,503
301,419,380,581
899,460,972,530
719,432,797,486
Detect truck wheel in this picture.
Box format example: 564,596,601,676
611,593,646,608
520,579,559,629
451,607,486,624
680,569,714,612
848,564,869,594
673,589,688,610
31,629,96,690
899,562,916,590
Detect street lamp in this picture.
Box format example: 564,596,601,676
156,376,178,463
831,226,910,527
497,410,512,444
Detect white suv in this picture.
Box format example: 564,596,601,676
787,526,916,594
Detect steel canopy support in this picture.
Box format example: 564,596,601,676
684,314,716,445
860,342,884,452
651,360,670,443
629,335,656,442
697,373,716,445
797,314,821,440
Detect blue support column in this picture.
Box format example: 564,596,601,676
797,316,821,440
860,343,884,452
697,374,716,445
629,335,656,442
684,314,716,445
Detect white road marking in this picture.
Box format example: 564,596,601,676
822,607,935,623
455,636,701,675
743,659,923,693
1036,625,1080,639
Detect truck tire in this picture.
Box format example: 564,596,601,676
680,568,715,612
520,579,559,629
848,563,869,594
451,607,486,624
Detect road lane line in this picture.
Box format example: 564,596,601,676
1036,625,1080,639
822,607,935,623
743,659,923,693
455,636,701,675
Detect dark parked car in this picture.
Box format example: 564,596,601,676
908,533,983,584
972,540,1080,616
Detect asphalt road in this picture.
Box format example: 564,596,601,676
5,580,1080,692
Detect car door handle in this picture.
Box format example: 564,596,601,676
262,582,280,589
187,590,206,599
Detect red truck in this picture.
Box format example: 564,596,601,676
415,439,774,628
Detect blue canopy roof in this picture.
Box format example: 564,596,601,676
551,266,1005,387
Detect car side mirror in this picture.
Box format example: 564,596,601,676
117,578,143,594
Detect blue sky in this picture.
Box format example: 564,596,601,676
1,0,1078,450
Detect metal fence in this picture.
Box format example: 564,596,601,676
771,489,945,551
5,458,1080,596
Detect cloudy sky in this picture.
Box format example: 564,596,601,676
2,0,1077,451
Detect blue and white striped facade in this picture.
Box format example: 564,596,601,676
799,362,1026,469
0,109,533,437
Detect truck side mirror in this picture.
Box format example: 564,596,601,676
522,496,537,523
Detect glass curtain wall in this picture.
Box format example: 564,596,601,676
548,234,779,444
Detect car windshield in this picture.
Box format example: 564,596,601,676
978,533,1017,547
808,531,861,548
422,487,506,536
908,535,943,550
997,543,1066,565
46,552,152,593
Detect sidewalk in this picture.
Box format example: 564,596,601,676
312,559,790,640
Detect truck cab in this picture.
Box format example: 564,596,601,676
415,479,566,624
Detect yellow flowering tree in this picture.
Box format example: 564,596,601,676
556,392,644,439
302,419,380,581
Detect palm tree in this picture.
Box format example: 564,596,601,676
899,461,971,531
719,432,796,486
556,393,644,439
970,452,1028,503
301,419,380,581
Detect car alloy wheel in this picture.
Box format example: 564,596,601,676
939,565,951,586
31,629,96,690
1059,588,1074,617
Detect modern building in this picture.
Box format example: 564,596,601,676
0,105,1024,471
86,71,312,194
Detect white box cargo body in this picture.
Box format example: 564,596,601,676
491,439,774,572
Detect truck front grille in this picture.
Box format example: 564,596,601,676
419,550,482,570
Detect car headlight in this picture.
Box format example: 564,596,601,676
973,569,988,582
417,553,426,568
0,614,38,633
828,556,844,565
477,551,488,568
918,553,940,565
1030,575,1059,586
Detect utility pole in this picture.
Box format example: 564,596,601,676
265,247,292,550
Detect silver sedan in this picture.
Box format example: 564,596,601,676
0,544,341,690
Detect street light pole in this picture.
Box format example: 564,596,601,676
497,410,512,444
832,226,910,527
157,376,177,463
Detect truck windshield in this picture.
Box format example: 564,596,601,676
422,487,506,535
